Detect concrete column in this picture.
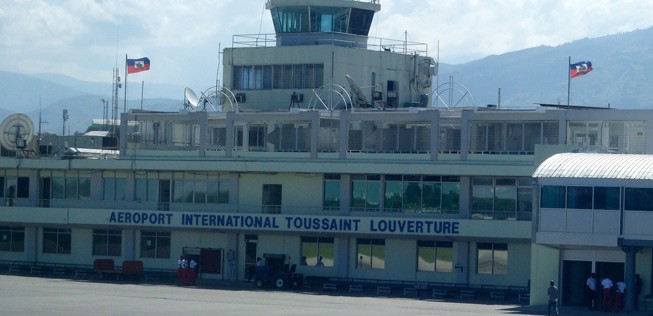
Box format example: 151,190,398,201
623,246,641,312
123,229,136,260
455,241,469,284
25,226,38,262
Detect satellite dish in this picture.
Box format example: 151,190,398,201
0,113,34,151
184,87,200,108
346,75,368,106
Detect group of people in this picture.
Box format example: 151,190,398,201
548,273,643,315
299,256,324,267
586,273,642,312
177,256,198,286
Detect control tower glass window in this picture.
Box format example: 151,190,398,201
349,8,374,35
310,6,349,33
272,6,309,33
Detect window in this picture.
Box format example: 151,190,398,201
625,188,653,211
16,177,29,198
594,187,620,210
476,243,507,275
248,125,267,149
417,240,453,272
0,226,24,252
271,6,309,33
43,228,71,254
173,179,229,204
234,64,323,90
301,236,334,267
93,229,122,256
351,175,380,212
323,174,340,211
135,178,159,202
140,231,170,258
384,175,460,213
469,121,559,154
349,8,374,35
356,238,385,269
310,6,349,33
262,184,282,214
567,186,593,209
104,177,126,201
472,177,531,220
540,185,566,208
52,175,90,200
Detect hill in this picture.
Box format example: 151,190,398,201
438,27,653,108
0,71,185,134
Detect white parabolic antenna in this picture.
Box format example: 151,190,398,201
346,74,368,105
184,87,200,108
0,113,34,151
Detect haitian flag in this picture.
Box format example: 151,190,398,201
127,57,151,74
570,61,592,78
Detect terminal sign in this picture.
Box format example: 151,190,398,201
108,211,460,236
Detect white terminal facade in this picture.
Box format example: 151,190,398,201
1,0,653,310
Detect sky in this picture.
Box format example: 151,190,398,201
1,0,653,95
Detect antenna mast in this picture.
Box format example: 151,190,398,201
111,67,122,137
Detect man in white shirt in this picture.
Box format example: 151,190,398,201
586,273,598,310
615,281,626,312
601,277,613,312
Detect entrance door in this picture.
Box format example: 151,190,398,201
562,260,592,306
244,235,258,281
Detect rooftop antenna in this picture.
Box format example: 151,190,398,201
346,75,369,109
62,109,69,136
184,87,200,109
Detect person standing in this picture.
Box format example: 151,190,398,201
547,280,559,316
615,280,626,312
177,256,184,285
586,273,598,310
601,276,614,312
189,258,198,286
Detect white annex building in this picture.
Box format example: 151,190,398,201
1,0,652,312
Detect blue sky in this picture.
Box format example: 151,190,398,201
1,0,652,94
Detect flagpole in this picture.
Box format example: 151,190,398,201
567,56,571,106
124,54,128,114
140,80,144,110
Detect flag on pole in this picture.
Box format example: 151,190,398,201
570,61,592,78
127,57,151,74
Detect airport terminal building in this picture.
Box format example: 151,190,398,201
1,0,652,311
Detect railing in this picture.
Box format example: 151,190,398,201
231,33,428,55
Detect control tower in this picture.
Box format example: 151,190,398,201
223,0,435,111
266,0,380,48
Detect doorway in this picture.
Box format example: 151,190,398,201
562,260,592,306
244,235,258,282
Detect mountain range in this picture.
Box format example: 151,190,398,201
1,27,651,134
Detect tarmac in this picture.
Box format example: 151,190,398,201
0,274,651,316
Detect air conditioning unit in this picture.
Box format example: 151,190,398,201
235,93,246,103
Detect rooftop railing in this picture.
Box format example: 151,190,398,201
231,32,428,55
